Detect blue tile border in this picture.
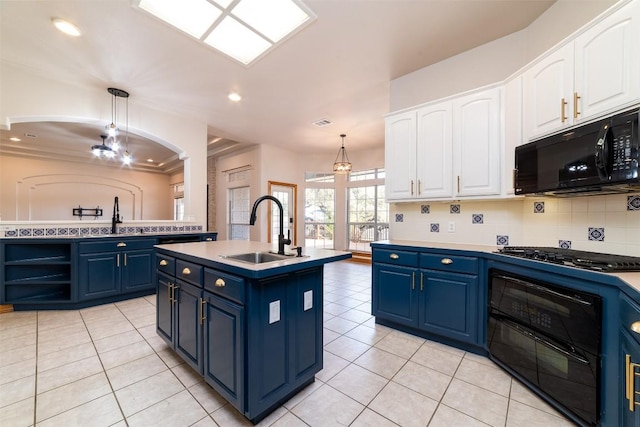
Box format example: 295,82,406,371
588,227,605,242
472,214,483,224
430,223,439,233
497,235,509,246
395,214,404,222
559,240,571,249
450,204,460,214
421,205,430,214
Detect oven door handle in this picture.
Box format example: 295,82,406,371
493,313,591,365
494,275,593,306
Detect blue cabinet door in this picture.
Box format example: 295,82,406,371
121,249,153,292
372,263,418,327
621,328,640,426
419,269,478,344
175,280,203,374
290,268,323,380
203,291,244,411
156,272,174,344
78,252,119,299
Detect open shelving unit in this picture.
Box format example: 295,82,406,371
2,241,74,303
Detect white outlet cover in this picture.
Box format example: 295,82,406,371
448,221,455,232
303,290,313,311
269,300,280,324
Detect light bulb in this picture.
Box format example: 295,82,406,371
123,151,132,165
110,140,120,152
92,148,102,156
106,123,117,137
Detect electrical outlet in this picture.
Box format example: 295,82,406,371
448,222,455,232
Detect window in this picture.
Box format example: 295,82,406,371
173,183,184,221
347,168,388,252
305,172,335,183
229,186,250,240
304,188,335,249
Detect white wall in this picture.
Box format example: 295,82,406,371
390,0,617,111
0,154,172,220
0,63,208,226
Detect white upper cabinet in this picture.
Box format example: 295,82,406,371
385,85,502,202
574,0,640,120
453,87,502,197
524,0,640,141
416,102,453,199
385,111,417,200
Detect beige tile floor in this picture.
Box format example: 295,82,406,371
0,260,578,426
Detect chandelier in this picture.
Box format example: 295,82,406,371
92,88,132,165
333,133,352,174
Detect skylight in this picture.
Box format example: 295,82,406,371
134,0,315,66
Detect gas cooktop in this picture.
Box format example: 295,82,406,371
497,246,640,272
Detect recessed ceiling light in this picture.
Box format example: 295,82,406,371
9,137,21,142
228,92,242,102
147,158,154,163
51,18,81,37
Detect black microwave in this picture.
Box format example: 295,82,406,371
515,107,640,195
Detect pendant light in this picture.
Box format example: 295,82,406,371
93,87,133,164
91,134,115,158
333,133,352,174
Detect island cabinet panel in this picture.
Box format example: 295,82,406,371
203,291,244,411
155,245,330,424
372,246,480,348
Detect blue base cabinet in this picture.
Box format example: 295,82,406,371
155,249,324,424
372,247,480,348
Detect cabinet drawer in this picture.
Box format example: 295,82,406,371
620,294,640,346
176,260,203,286
204,268,245,304
372,249,419,267
420,253,478,275
156,253,175,276
79,238,155,254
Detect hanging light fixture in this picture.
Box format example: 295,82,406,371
91,134,115,158
333,133,352,174
94,87,133,164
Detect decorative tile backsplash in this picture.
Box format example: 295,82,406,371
395,214,404,222
3,224,203,238
588,227,605,242
389,193,640,256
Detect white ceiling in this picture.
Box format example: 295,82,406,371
0,0,555,172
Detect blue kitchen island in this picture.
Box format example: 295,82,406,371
154,240,351,424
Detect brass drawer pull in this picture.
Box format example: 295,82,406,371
159,259,168,266
390,253,399,260
182,267,191,275
441,258,453,265
561,97,568,123
215,278,226,288
631,321,640,334
117,242,126,247
205,237,213,241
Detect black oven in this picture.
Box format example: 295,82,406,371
488,269,602,426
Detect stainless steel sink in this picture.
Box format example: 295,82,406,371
222,251,293,264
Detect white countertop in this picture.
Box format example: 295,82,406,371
155,240,351,273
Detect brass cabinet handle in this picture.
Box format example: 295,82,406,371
457,176,460,193
411,180,414,196
441,258,453,265
561,97,568,123
412,272,415,290
200,298,206,325
418,180,421,195
631,322,640,334
390,253,399,260
182,267,191,275
117,242,126,247
215,278,226,288
205,237,213,241
573,92,581,119
159,259,168,266
171,285,177,305
625,354,640,411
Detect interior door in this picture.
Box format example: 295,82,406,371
268,181,297,246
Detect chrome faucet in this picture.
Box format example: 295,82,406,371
249,195,291,255
111,196,122,234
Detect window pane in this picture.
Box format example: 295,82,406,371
347,183,388,252
174,197,184,221
229,186,250,240
304,188,334,249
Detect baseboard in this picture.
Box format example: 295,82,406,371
0,304,14,314
348,251,371,264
